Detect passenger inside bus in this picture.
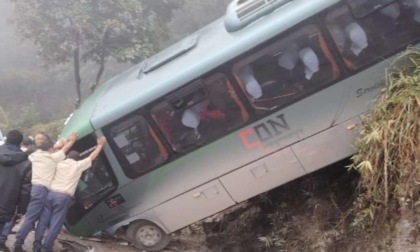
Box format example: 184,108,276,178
236,26,338,113
152,74,247,152
239,66,262,101
181,99,226,141
181,101,206,141
327,1,420,69
380,1,401,20
298,47,320,80
327,15,370,68
345,23,368,57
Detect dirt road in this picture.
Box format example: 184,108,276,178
3,223,207,252
3,223,139,252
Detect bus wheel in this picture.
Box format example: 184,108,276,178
127,220,171,251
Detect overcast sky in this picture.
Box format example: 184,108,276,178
0,1,39,70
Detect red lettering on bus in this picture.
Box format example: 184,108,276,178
240,129,265,151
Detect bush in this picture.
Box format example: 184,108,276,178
351,47,420,229
27,119,65,141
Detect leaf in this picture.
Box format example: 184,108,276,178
356,161,374,174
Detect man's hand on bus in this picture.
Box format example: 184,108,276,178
97,136,107,146
54,138,67,150
88,137,107,161
61,132,78,154
68,132,78,142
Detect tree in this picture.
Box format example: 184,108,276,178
11,0,159,107
0,106,9,131
138,0,183,48
167,0,231,44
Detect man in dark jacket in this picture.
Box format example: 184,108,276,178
0,130,32,252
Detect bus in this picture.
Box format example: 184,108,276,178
60,0,420,251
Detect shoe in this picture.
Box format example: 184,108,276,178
0,243,10,252
12,247,26,252
32,241,41,252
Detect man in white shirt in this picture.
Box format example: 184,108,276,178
33,136,106,252
13,133,77,252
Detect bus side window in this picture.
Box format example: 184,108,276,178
233,25,339,114
151,74,249,152
106,115,168,177
326,2,420,70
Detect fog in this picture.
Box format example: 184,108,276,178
0,0,230,132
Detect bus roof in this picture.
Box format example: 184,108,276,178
61,0,340,138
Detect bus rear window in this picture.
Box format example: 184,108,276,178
151,73,249,152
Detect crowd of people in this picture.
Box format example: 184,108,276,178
0,130,107,252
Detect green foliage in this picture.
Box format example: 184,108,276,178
11,0,157,65
0,106,9,130
7,103,41,131
1,0,231,132
10,0,165,105
167,0,231,43
29,119,65,141
140,0,183,23
0,68,74,123
351,47,420,229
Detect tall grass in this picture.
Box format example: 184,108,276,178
351,47,420,228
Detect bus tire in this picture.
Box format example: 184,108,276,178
127,220,171,252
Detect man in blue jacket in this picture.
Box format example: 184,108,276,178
0,130,32,252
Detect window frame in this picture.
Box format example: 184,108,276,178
323,1,420,73
346,0,397,18
103,111,170,179
149,71,251,154
229,16,344,120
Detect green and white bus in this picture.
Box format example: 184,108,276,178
61,0,420,251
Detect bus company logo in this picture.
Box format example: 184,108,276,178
356,82,385,98
105,194,126,209
240,113,290,151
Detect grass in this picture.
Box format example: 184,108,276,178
351,47,420,229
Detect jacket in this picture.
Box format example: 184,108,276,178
0,144,32,222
